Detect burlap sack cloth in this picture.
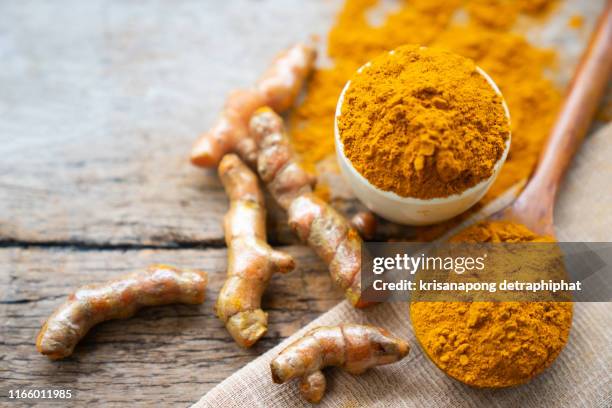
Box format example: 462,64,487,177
194,124,612,408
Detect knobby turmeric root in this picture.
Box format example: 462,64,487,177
270,324,410,403
215,154,295,347
250,108,370,307
190,43,316,168
36,265,208,360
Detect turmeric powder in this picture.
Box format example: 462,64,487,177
449,220,555,243
410,221,573,387
338,45,509,199
568,14,585,30
290,0,561,205
466,0,556,29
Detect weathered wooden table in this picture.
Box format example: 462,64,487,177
0,0,606,406
0,1,348,406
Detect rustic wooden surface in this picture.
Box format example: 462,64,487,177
0,247,344,406
0,0,345,248
0,0,606,407
0,1,346,406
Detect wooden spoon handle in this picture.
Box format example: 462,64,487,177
514,3,612,223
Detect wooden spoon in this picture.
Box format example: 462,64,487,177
493,3,612,236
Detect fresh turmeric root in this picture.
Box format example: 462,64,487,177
270,324,410,403
190,43,316,168
36,265,208,360
249,108,370,307
215,154,295,347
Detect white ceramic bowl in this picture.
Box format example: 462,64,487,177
334,59,511,226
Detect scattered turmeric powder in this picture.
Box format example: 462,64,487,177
450,220,555,242
466,0,556,29
215,154,295,347
410,221,573,387
270,324,409,403
433,25,560,201
290,0,561,205
568,14,585,29
338,45,510,199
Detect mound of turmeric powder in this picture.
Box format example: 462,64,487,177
290,0,561,204
338,46,509,199
410,221,573,388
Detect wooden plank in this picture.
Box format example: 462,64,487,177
1,0,605,247
0,246,344,407
0,0,341,246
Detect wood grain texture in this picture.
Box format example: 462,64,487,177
0,0,341,246
0,3,406,406
0,246,344,406
0,1,607,407
0,0,605,246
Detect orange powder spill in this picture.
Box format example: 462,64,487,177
568,14,584,29
289,0,561,205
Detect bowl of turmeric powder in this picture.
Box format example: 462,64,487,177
335,45,511,225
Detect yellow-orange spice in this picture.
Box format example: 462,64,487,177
289,0,561,205
338,45,509,199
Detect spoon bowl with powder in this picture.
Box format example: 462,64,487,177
411,6,611,389
335,46,511,226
